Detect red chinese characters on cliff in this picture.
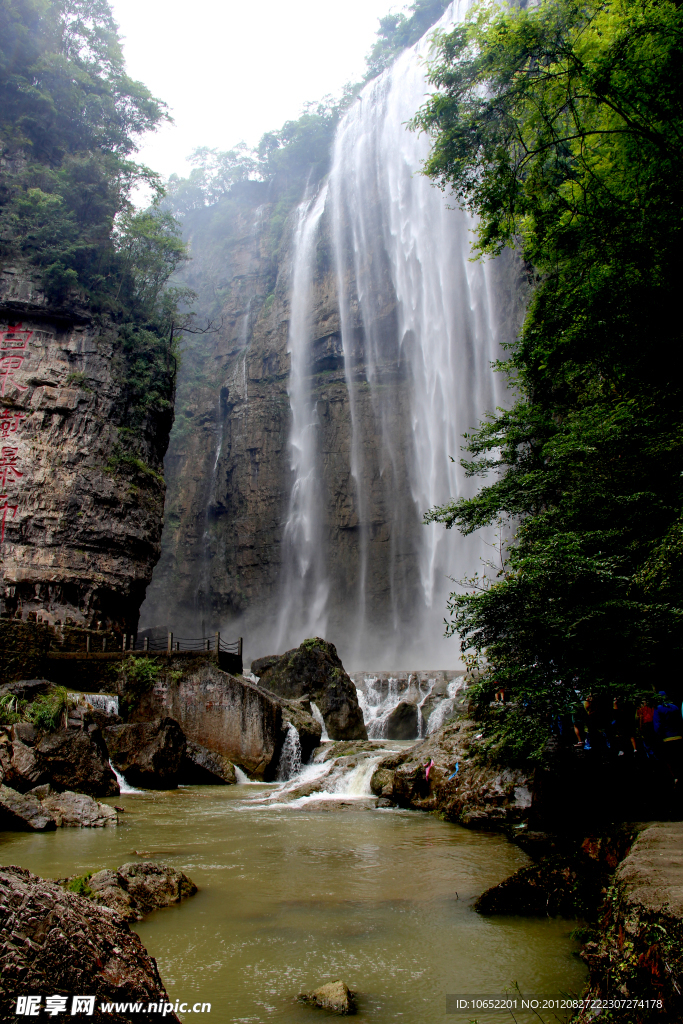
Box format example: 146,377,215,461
0,325,32,398
0,324,31,543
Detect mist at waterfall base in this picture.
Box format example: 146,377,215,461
141,0,520,671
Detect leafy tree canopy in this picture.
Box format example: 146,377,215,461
0,0,185,320
412,0,683,732
365,0,451,79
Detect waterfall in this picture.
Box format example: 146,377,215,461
271,0,512,666
276,185,331,648
109,760,141,794
327,0,508,665
310,701,330,741
277,723,303,781
427,678,464,734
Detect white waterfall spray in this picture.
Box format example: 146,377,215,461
276,185,330,647
277,723,303,781
275,0,512,666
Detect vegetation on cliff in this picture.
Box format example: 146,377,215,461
0,0,190,473
414,0,683,732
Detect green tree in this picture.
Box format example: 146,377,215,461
412,0,683,724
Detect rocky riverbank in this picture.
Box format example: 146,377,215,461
0,866,183,1023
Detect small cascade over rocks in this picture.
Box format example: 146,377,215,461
310,702,330,741
108,760,141,795
352,671,466,739
276,723,303,781
427,679,465,735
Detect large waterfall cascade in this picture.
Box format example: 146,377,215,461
275,0,513,667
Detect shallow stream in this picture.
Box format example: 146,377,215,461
1,768,587,1023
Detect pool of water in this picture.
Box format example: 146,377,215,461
1,781,587,1023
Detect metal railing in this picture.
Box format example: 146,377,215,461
51,632,242,657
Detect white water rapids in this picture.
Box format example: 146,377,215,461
276,0,512,666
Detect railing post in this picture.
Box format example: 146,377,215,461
167,631,173,654
102,637,106,652
215,631,220,654
175,640,179,652
86,634,90,654
123,634,127,651
204,637,209,652
144,636,149,652
239,637,243,659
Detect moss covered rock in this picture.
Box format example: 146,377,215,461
251,638,366,741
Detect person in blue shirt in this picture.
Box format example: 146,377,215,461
653,691,683,784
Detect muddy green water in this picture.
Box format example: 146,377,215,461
1,783,586,1024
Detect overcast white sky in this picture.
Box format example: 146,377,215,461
109,0,396,186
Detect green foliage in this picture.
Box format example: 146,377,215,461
28,686,73,731
65,872,93,898
414,0,683,719
118,655,161,714
365,0,451,79
0,0,188,326
0,693,22,726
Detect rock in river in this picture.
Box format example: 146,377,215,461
385,700,419,740
0,865,180,1022
299,980,356,1015
0,724,118,797
252,638,366,741
42,790,118,828
87,861,198,922
0,784,56,831
179,739,236,785
105,717,186,789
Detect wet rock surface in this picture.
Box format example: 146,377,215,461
252,639,366,741
42,790,118,828
105,717,186,789
299,980,356,1015
180,739,236,785
475,828,636,917
0,724,118,798
370,720,532,829
86,862,198,922
0,784,56,831
0,865,180,1022
385,700,418,740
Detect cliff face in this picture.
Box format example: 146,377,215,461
0,272,174,632
140,177,522,664
140,184,417,649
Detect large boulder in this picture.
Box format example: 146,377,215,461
0,784,56,831
42,790,118,828
386,701,419,740
105,718,186,789
0,724,117,798
0,865,180,1022
87,861,198,922
180,739,236,785
0,678,51,702
252,638,367,741
33,727,118,797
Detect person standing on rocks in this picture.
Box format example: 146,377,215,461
654,691,683,784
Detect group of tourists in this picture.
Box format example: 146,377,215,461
553,690,683,785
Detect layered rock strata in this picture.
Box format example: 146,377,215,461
0,279,174,633
0,865,180,1023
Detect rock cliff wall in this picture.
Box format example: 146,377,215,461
0,273,174,632
140,182,522,664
